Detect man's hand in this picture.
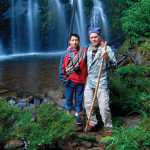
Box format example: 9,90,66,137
101,50,109,61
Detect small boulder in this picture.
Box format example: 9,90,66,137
81,140,93,148
4,139,24,149
47,90,64,100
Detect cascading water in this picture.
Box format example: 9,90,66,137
0,39,3,55
91,0,109,41
11,0,16,53
73,0,87,46
55,0,68,49
10,0,40,54
27,0,34,52
33,1,40,52
1,0,88,56
14,0,27,53
27,0,40,52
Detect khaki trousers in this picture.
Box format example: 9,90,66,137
84,84,113,128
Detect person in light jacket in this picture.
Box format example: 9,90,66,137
84,27,117,134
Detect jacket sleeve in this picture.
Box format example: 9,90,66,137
59,51,70,86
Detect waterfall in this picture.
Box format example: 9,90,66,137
33,0,40,52
70,0,73,5
0,39,3,55
11,0,16,53
91,0,109,41
16,0,24,53
55,0,68,49
27,0,34,52
75,0,87,46
2,0,89,56
9,0,39,54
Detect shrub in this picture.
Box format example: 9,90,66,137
12,103,75,150
109,65,150,115
0,99,20,144
106,117,150,150
122,0,150,43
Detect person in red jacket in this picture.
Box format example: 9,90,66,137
59,34,88,124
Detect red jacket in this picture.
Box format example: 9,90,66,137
59,46,88,86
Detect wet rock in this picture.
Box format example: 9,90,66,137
4,139,24,149
76,132,89,138
16,98,28,109
16,103,27,109
81,140,93,148
8,100,16,105
47,90,63,100
34,99,41,105
73,123,84,132
18,99,28,103
29,104,36,111
27,96,34,104
123,115,141,128
95,135,104,142
71,142,78,147
55,99,66,108
0,89,8,94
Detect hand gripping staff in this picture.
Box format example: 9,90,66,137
85,41,107,133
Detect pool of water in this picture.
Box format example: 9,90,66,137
0,53,65,97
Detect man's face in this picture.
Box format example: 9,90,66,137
69,36,80,49
89,33,101,47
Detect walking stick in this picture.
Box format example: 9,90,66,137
85,41,107,133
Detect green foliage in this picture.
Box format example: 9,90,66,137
112,117,124,127
122,0,150,43
107,117,150,150
101,0,132,37
38,0,58,43
0,99,21,143
83,0,93,17
109,65,150,115
82,135,96,142
0,0,9,15
140,41,150,56
139,41,150,66
100,136,114,143
116,39,131,56
12,103,75,150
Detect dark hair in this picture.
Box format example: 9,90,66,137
70,33,80,40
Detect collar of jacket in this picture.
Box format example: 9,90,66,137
70,46,80,54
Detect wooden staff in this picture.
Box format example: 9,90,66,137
85,41,107,133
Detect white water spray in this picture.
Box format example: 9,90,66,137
0,39,4,55
71,0,87,46
27,0,34,52
11,0,15,53
91,0,109,41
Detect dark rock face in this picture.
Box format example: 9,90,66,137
59,0,70,4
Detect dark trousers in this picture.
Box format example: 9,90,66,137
65,80,84,112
